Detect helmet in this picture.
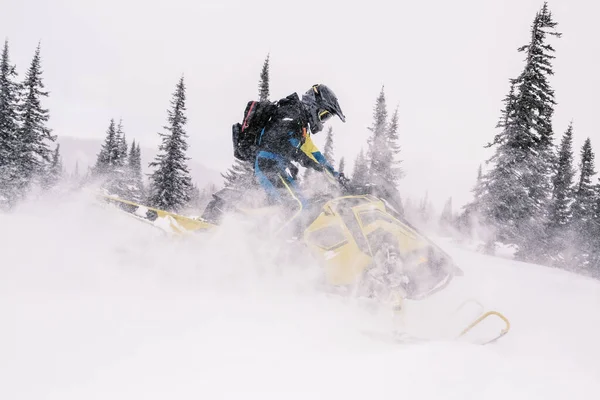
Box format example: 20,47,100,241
301,84,346,133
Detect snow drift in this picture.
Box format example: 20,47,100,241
1,191,600,399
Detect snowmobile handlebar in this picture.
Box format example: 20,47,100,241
337,172,351,188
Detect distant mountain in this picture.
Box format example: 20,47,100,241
56,136,224,189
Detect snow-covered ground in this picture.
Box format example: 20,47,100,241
2,193,600,400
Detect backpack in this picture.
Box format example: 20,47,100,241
232,100,278,162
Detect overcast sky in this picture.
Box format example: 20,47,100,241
2,0,599,210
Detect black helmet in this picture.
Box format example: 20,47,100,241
301,84,346,133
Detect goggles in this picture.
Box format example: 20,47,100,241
318,109,332,122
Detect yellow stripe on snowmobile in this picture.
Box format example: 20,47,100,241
275,174,304,234
96,193,217,235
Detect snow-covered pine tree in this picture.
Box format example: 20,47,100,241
546,122,576,265
475,4,561,262
258,53,270,102
107,119,130,197
352,148,369,186
0,40,22,208
135,142,142,169
418,191,432,223
520,2,561,153
457,165,491,243
549,122,575,227
462,165,485,219
93,118,118,176
147,76,193,212
222,158,255,190
440,197,453,227
365,88,403,188
569,138,597,272
323,126,335,167
364,87,404,210
125,139,136,172
476,83,531,251
187,183,203,212
338,157,345,175
366,86,389,186
17,43,56,192
43,144,63,190
116,119,128,167
126,139,144,201
386,105,404,183
512,3,562,261
194,182,222,214
93,118,130,196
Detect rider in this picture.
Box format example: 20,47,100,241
254,83,346,232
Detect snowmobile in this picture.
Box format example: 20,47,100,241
95,174,510,346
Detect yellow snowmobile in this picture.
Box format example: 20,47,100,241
97,176,510,345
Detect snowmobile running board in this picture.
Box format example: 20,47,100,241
457,310,511,345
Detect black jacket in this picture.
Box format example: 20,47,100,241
257,93,329,171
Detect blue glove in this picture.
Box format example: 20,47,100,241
325,165,339,177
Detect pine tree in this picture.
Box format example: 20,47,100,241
573,139,596,219
0,40,22,208
440,197,453,227
323,126,335,167
136,142,144,193
126,139,144,202
477,83,534,251
43,144,63,189
106,119,130,197
187,183,203,212
474,4,561,262
17,43,56,191
92,118,132,197
549,122,575,227
195,182,223,215
352,148,369,186
418,191,432,223
147,76,193,212
366,88,404,186
546,122,576,265
516,2,561,152
364,86,405,212
458,165,488,238
116,119,128,167
338,157,345,175
222,158,255,191
463,165,485,217
386,105,404,183
569,138,597,271
258,53,270,102
513,3,562,261
94,118,118,176
366,86,389,186
128,140,142,181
